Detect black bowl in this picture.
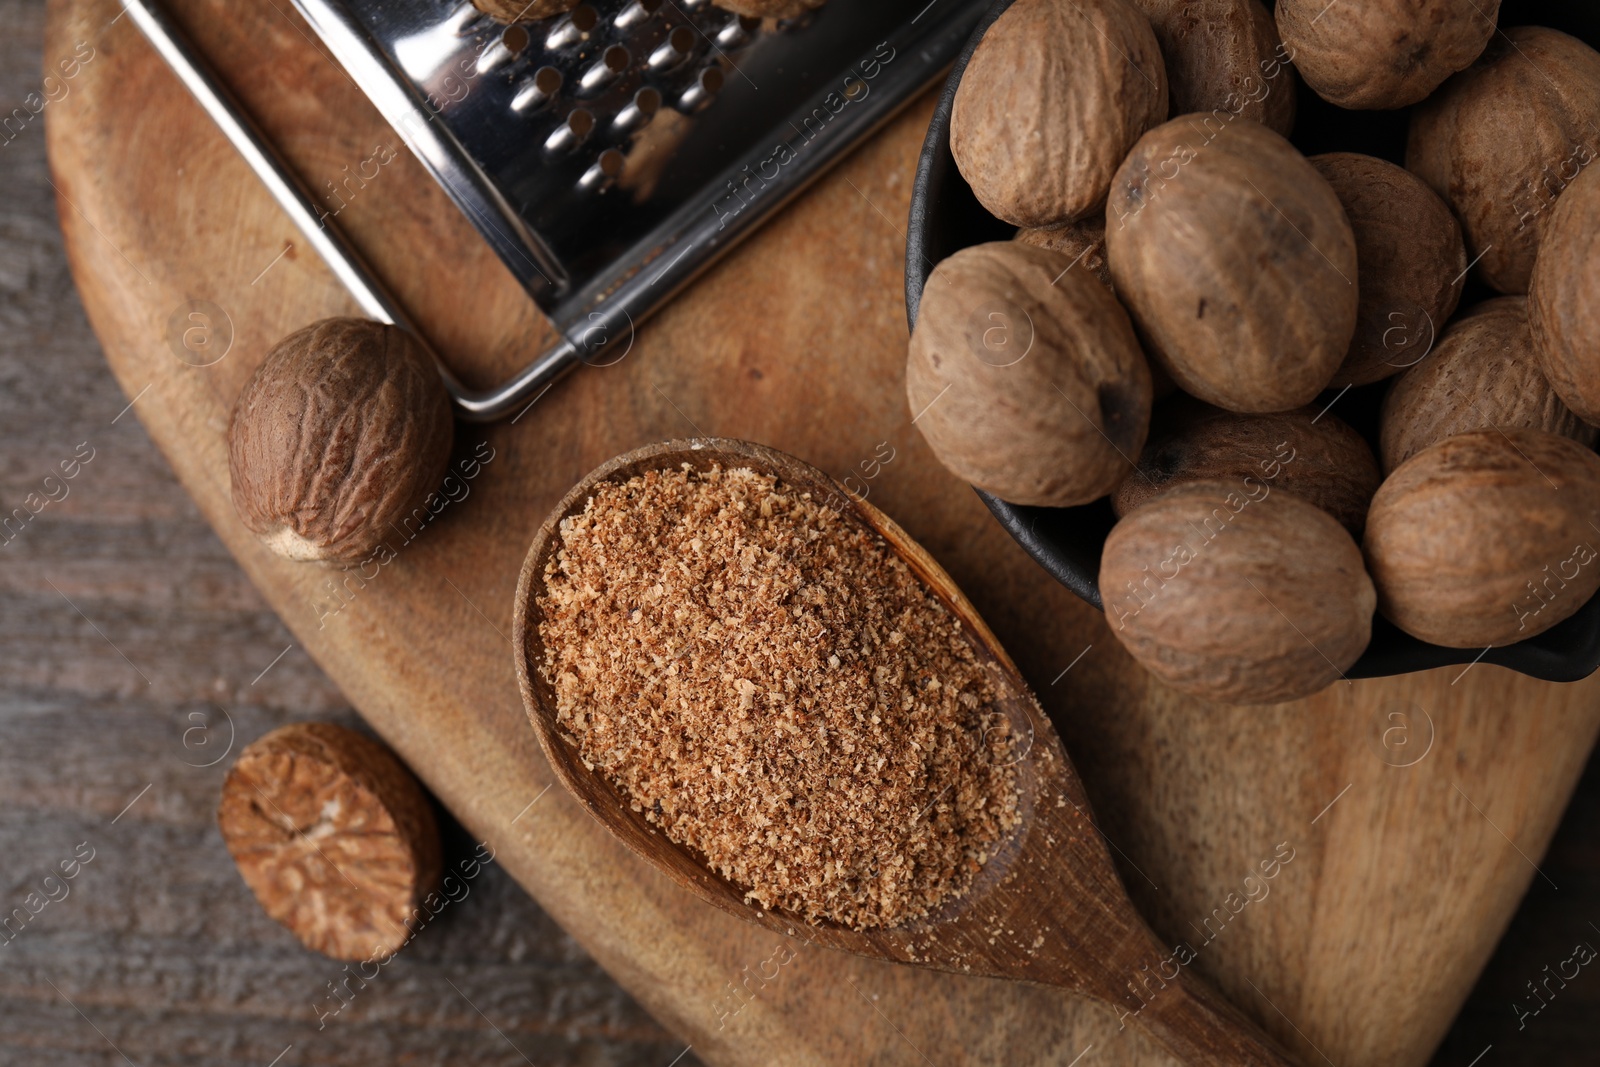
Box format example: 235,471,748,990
905,0,1600,682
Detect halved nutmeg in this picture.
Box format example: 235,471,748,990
218,722,442,961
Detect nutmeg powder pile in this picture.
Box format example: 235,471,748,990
537,464,1020,929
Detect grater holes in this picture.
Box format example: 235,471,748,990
545,4,597,50
501,24,530,51
714,14,758,49
579,43,632,92
676,65,722,112
578,147,626,191
545,107,595,152
613,86,661,131
315,0,972,362
511,64,563,111
648,24,697,71
613,0,661,30
477,23,531,72
460,0,773,179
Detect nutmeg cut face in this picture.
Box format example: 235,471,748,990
1310,152,1466,388
1531,161,1600,426
217,722,442,961
907,241,1152,507
1106,115,1358,413
229,318,454,565
1380,297,1595,474
1100,479,1374,705
1364,429,1600,648
950,0,1167,228
1276,0,1499,110
1128,0,1296,136
1407,26,1600,294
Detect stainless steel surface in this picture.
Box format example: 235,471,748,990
124,0,411,331
124,0,507,411
131,0,988,421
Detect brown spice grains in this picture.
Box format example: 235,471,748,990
536,464,1020,929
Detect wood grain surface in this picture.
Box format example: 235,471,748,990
14,0,1600,1062
1,3,694,1064
513,438,1298,1066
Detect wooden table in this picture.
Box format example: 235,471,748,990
5,0,1600,1062
0,3,690,1062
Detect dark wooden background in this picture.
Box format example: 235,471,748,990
1,0,1595,1061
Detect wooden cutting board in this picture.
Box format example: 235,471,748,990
43,0,1600,1061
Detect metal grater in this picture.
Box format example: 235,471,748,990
128,0,990,420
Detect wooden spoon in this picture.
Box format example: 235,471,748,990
513,438,1298,1066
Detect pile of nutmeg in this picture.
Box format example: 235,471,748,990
908,0,1600,704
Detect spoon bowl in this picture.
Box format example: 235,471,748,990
514,437,1297,1065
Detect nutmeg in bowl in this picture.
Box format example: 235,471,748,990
906,0,1600,683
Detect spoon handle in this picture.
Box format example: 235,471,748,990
1128,965,1300,1066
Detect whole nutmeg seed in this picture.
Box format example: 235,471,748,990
1408,26,1600,294
1009,219,1175,400
218,722,442,961
229,318,454,565
1531,159,1600,425
1380,297,1595,473
1100,479,1374,705
1310,152,1466,387
1014,217,1111,289
1128,0,1296,136
472,0,576,21
951,0,1167,227
907,241,1152,507
1276,0,1498,109
1114,398,1380,536
1365,428,1600,647
1106,115,1358,413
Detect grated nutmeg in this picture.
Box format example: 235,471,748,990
537,464,1019,929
